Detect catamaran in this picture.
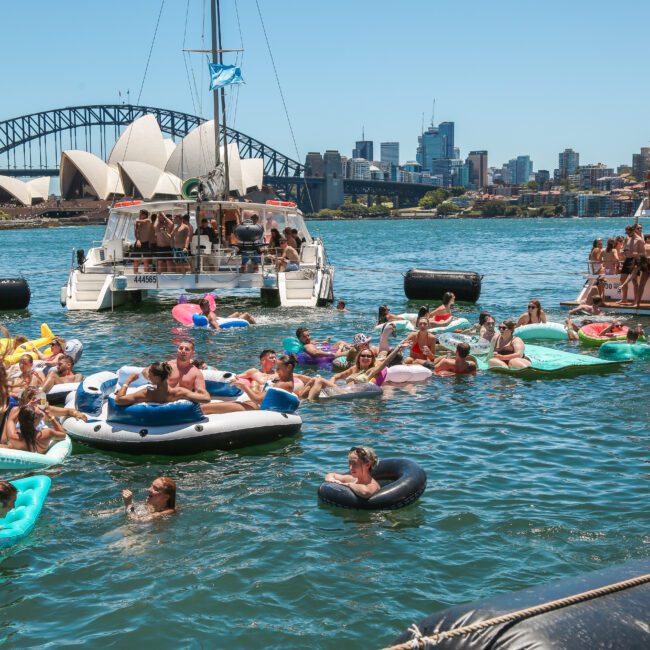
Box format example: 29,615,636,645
60,0,334,312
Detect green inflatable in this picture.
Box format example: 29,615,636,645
478,344,630,378
598,341,650,361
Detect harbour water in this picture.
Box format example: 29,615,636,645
1,217,649,648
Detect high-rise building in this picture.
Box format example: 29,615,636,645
580,164,614,189
535,170,550,188
350,158,371,180
352,131,373,161
467,151,488,189
632,147,650,181
380,142,399,167
416,122,454,172
515,155,533,184
558,148,579,179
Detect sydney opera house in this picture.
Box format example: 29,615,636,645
0,115,263,206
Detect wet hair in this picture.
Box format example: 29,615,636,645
17,406,38,452
417,306,429,321
156,477,177,510
260,349,276,360
336,300,346,309
377,304,390,324
442,292,455,306
500,320,516,332
295,327,309,341
478,311,492,326
593,296,604,305
148,362,173,382
198,298,210,310
0,481,17,510
276,354,297,371
457,342,471,358
349,446,378,470
627,328,640,343
178,340,195,350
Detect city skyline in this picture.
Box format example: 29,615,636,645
2,0,650,172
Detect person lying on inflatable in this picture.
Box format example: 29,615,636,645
296,327,349,359
302,340,407,401
434,342,477,376
324,446,380,499
198,298,256,327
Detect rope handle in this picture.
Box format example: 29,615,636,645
380,572,650,650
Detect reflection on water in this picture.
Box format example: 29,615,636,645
0,218,649,648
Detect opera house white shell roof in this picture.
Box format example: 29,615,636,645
59,115,263,201
0,175,52,206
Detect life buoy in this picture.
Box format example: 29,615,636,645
265,200,297,207
318,458,426,510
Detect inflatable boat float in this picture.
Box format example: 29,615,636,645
478,344,629,378
0,437,72,471
62,370,301,455
318,458,426,511
172,293,249,329
0,476,51,549
578,322,643,347
598,341,650,361
514,322,568,341
390,558,650,650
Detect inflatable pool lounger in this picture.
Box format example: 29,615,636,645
0,437,72,471
0,475,51,549
478,344,630,378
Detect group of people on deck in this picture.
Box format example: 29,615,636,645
131,208,304,275
588,223,650,307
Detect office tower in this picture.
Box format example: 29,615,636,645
558,148,579,178
380,142,399,166
467,150,488,189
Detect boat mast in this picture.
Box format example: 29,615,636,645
210,0,230,199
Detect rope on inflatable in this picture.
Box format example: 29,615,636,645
380,572,650,650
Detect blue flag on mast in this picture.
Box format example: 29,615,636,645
208,63,244,90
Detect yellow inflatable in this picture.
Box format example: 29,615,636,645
2,324,56,366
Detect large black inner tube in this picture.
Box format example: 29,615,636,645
317,457,427,510
0,278,30,310
404,268,481,303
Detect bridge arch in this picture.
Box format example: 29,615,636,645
0,104,303,178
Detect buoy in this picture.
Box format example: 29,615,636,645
0,278,31,310
404,268,481,303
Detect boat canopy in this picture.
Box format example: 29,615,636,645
102,200,312,245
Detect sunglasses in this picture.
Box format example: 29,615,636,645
499,325,508,331
358,354,373,358
528,305,535,309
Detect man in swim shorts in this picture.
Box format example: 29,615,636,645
275,238,300,272
165,341,210,402
434,342,477,375
171,214,191,273
198,298,257,327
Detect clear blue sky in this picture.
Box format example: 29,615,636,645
3,0,650,171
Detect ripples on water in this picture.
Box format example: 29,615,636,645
0,218,649,647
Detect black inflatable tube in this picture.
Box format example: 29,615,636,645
0,278,30,310
404,268,481,303
391,558,650,649
318,458,426,510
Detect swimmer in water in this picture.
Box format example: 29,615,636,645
325,446,380,498
122,477,177,521
0,481,17,518
434,342,477,375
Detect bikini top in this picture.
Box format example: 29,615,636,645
494,335,515,356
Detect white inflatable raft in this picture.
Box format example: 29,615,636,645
0,437,72,471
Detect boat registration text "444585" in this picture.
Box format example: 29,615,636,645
131,274,158,286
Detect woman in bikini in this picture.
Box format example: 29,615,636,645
488,320,531,369
516,299,547,327
427,292,455,327
404,318,437,366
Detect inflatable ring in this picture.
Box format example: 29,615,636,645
318,383,383,401
181,177,201,200
0,475,51,549
317,458,426,510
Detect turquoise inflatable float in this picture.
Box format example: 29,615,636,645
0,437,72,471
598,341,650,361
374,319,414,333
514,322,568,341
478,344,629,378
428,317,471,334
0,475,51,549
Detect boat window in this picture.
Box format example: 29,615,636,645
102,214,119,242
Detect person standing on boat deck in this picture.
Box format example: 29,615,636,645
171,215,191,273
164,341,210,401
588,238,604,274
488,321,531,369
325,447,380,498
41,355,83,393
619,254,650,308
601,238,620,275
199,217,218,246
198,298,256,327
619,225,638,305
516,299,547,326
133,209,153,273
154,212,173,272
275,238,300,272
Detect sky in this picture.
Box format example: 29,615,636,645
2,0,650,172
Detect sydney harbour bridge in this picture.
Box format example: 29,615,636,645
0,105,435,211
